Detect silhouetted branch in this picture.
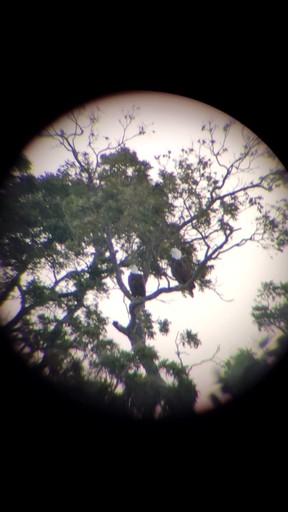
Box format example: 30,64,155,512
112,320,128,336
188,345,221,373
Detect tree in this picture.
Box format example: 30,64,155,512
0,109,287,419
211,280,288,405
252,281,288,360
212,348,269,402
252,281,288,337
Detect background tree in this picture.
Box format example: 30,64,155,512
211,348,269,403
0,109,287,419
210,280,288,405
252,281,288,337
252,280,288,360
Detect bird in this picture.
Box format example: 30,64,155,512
128,265,146,298
170,247,195,296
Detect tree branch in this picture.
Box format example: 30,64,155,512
211,175,272,205
188,344,221,373
174,331,187,368
105,225,132,300
112,320,129,336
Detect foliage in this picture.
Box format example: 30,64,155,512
212,280,288,404
180,329,202,349
0,111,287,419
157,318,170,335
215,348,269,398
252,281,288,336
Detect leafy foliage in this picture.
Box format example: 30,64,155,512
215,348,269,398
180,329,202,349
157,318,171,335
252,281,288,336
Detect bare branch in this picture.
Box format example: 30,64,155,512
214,231,257,256
211,175,272,205
188,345,221,373
52,268,87,290
212,288,234,303
41,122,84,169
112,320,129,336
42,106,151,177
174,331,188,367
67,111,84,142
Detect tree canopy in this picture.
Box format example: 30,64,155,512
1,109,287,419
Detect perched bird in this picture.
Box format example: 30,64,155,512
128,265,146,297
170,247,195,296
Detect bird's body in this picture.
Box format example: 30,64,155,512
128,265,146,297
170,248,195,296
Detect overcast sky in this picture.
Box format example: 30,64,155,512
16,91,288,411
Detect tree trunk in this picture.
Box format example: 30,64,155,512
127,302,166,388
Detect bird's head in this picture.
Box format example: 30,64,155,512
170,247,182,260
129,264,141,274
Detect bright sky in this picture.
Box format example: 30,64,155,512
10,91,288,412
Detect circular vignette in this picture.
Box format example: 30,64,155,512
0,90,288,424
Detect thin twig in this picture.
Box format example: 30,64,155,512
188,345,221,374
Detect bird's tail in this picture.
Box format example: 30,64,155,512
189,283,196,297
